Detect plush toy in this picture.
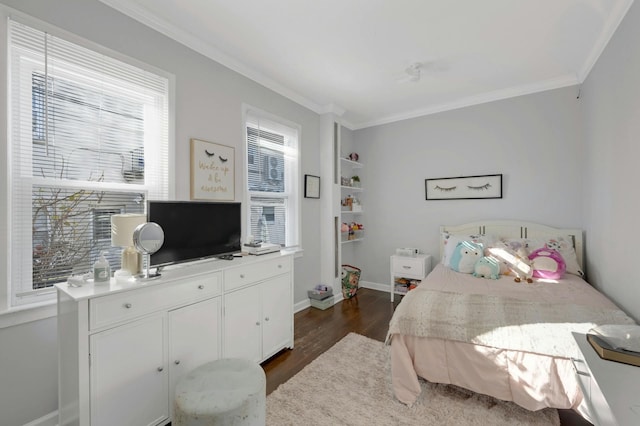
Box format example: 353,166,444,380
449,241,483,274
473,256,501,279
528,248,566,280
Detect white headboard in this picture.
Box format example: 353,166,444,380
439,220,584,270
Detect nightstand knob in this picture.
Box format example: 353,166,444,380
198,284,204,289
124,303,132,309
157,366,164,372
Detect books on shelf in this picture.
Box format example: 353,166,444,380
394,277,421,294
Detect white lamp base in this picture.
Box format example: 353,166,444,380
121,246,142,276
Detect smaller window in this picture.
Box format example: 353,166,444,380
244,106,300,248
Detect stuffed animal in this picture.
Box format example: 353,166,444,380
528,248,566,280
449,241,483,274
473,256,500,279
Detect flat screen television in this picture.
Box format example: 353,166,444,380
147,200,241,267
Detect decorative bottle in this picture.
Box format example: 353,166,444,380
93,252,111,284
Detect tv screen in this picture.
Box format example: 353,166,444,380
147,201,241,267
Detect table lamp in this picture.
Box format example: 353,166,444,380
111,213,147,276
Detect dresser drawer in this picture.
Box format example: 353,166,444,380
224,256,291,291
90,273,221,330
391,256,426,278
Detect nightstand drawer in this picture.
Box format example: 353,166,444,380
391,256,425,277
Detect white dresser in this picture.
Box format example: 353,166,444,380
57,252,294,426
572,332,640,426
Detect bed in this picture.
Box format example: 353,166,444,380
386,220,635,416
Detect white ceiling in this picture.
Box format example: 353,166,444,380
100,0,634,129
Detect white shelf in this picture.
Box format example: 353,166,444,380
340,158,363,169
341,238,364,244
340,185,363,192
341,210,364,214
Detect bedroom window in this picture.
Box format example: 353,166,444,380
6,19,170,308
244,106,300,248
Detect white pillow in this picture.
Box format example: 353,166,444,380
441,232,494,268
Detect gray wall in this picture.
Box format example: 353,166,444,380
580,0,640,321
2,0,640,424
353,86,583,288
0,0,322,424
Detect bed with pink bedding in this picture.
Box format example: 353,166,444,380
386,221,635,415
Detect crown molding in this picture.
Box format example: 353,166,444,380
577,0,635,82
351,74,580,130
99,0,326,115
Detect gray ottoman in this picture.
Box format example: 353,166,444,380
174,358,266,426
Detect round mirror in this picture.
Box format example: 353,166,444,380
133,222,164,279
133,222,164,254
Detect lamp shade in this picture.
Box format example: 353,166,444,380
111,213,146,247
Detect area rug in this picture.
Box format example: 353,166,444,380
266,333,560,425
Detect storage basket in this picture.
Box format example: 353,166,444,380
341,264,361,299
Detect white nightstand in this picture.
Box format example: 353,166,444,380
389,254,432,302
571,332,640,426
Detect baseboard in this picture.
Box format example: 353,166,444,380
22,411,57,426
359,280,388,293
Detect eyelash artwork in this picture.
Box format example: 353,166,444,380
435,185,457,192
467,183,492,191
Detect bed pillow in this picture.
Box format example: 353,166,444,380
441,232,493,267
487,243,532,278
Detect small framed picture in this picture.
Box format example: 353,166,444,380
304,174,320,199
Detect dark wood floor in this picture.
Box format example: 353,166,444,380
262,288,591,426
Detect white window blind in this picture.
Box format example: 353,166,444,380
245,108,300,248
8,19,170,306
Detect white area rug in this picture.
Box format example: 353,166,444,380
266,333,560,425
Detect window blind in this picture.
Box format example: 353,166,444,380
245,109,300,248
9,19,169,306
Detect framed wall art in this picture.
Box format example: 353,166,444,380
190,138,235,201
425,174,502,200
304,174,320,199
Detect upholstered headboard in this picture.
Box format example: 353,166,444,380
439,220,584,270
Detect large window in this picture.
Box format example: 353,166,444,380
244,107,300,249
8,20,170,307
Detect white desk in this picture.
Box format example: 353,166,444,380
572,332,640,426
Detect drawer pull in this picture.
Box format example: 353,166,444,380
198,284,204,289
278,264,282,268
124,303,132,309
265,317,270,321
157,366,164,372
240,274,245,279
402,266,411,269
256,321,260,326
174,360,180,365
570,358,590,377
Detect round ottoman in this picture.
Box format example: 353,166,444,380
174,358,266,426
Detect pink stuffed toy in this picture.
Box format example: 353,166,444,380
528,248,566,280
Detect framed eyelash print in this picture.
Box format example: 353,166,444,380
425,174,502,200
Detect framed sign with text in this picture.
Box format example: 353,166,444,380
190,138,235,201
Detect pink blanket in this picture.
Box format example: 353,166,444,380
388,264,634,411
